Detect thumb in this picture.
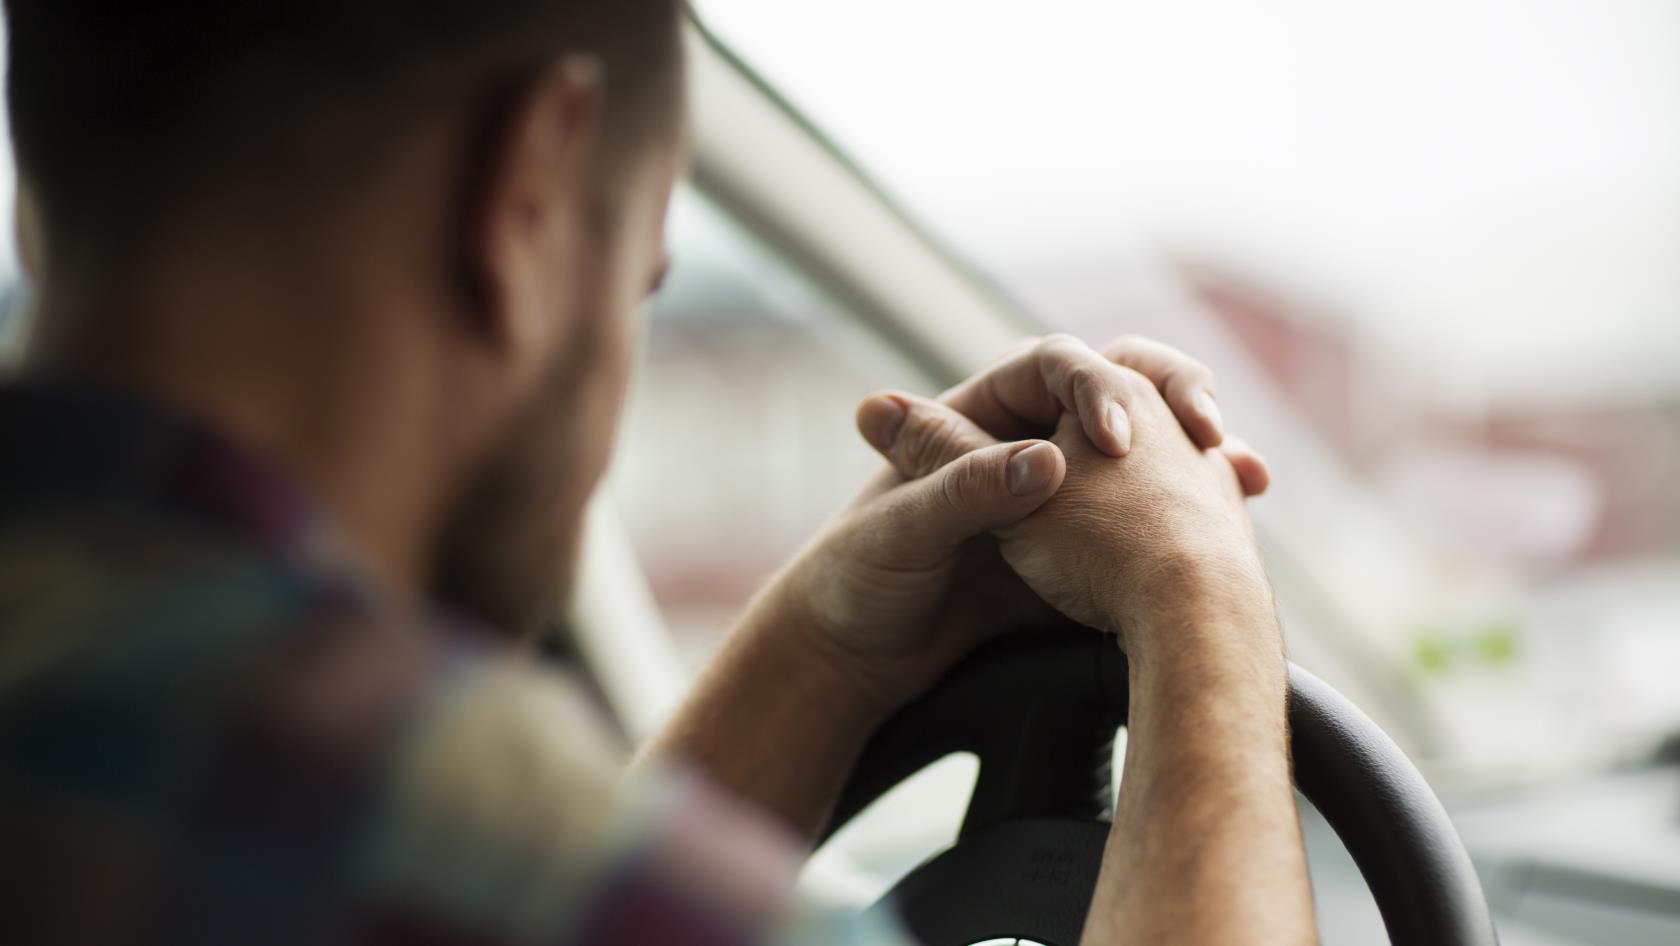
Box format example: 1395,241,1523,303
875,439,1066,560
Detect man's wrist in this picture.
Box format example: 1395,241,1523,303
1120,594,1292,767
735,577,902,732
658,574,898,840
1112,553,1283,674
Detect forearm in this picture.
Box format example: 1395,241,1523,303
635,582,887,842
1082,596,1317,945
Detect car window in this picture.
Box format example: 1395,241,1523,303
607,185,942,665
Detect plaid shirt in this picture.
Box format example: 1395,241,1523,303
0,383,911,946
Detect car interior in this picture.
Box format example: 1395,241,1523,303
1,4,1676,945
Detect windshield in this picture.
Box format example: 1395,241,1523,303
693,0,1680,787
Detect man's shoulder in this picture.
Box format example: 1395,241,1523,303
0,504,629,940
0,502,456,784
0,510,909,946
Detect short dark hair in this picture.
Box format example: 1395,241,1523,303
4,0,682,253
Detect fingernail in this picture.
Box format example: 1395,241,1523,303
865,396,908,450
1106,403,1132,455
1008,443,1058,496
1194,390,1225,440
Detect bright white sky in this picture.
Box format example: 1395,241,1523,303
697,0,1680,403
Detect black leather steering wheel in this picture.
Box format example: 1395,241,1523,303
818,630,1500,946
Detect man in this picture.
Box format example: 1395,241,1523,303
0,1,1315,944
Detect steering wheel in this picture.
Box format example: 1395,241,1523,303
818,630,1500,946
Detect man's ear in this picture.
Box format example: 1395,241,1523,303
459,54,603,382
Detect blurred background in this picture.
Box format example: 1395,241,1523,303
3,1,1677,943
609,2,1680,942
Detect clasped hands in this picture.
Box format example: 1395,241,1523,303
750,333,1279,722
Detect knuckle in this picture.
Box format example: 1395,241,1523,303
1105,333,1147,356
1112,363,1153,391
1112,367,1163,411
899,410,961,474
1038,333,1087,358
940,452,996,508
1066,365,1107,404
1178,358,1216,391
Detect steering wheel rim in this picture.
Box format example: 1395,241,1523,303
819,630,1499,946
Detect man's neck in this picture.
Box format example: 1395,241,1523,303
28,251,456,604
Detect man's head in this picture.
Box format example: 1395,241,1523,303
6,0,685,633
